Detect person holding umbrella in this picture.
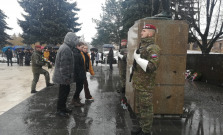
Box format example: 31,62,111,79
5,48,13,66
108,47,114,70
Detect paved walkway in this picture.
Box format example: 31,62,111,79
0,64,223,135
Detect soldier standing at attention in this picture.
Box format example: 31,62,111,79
31,45,54,93
118,39,128,93
131,24,160,135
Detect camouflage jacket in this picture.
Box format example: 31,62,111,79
133,37,161,90
31,50,45,73
119,46,128,61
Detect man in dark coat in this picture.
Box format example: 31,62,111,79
108,48,114,70
31,45,54,94
71,42,86,107
53,32,78,117
18,49,25,66
49,49,57,65
90,51,95,66
5,48,13,66
25,50,32,66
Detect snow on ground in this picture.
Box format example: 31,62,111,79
0,63,53,115
187,50,220,54
0,57,17,63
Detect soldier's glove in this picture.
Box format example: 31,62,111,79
118,52,124,59
133,50,148,72
130,66,133,74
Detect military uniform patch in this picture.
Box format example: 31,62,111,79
151,54,157,58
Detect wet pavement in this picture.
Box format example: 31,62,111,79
0,63,52,115
0,63,223,135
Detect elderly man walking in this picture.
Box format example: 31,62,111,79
53,32,79,117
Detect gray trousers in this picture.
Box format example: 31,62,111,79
31,68,50,91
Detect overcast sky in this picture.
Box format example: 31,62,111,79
0,0,105,43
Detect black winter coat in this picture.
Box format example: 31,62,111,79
73,48,86,81
108,49,114,61
5,50,13,59
18,51,25,59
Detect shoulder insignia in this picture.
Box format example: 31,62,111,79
151,54,158,58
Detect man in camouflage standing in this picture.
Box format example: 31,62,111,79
31,45,54,93
118,39,128,93
131,24,160,135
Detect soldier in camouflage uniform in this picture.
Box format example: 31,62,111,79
130,24,160,135
118,39,128,93
31,45,54,93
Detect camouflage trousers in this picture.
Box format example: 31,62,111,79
119,61,126,88
31,68,50,91
135,88,153,133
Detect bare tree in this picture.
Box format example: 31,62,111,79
172,0,223,54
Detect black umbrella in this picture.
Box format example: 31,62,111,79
44,44,54,49
90,48,98,52
103,44,114,48
24,46,33,50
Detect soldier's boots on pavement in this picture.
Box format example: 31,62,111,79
47,83,54,87
131,126,151,135
31,90,38,94
31,83,54,94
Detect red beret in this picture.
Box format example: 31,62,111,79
35,45,42,48
143,24,156,30
121,39,127,42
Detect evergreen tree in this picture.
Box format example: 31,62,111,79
18,0,81,45
120,0,152,38
92,0,123,47
91,0,153,47
0,9,12,48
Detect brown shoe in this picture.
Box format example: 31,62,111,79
71,99,85,107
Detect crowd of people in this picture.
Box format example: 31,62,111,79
4,47,58,67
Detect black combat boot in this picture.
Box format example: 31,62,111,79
31,90,38,93
47,83,54,87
